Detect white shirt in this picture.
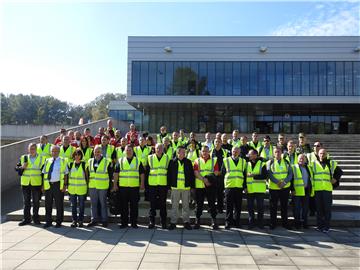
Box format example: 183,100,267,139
42,157,68,182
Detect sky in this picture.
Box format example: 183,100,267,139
0,0,359,105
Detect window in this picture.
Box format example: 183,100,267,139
354,62,360,96
301,62,310,96
267,62,276,96
148,62,157,95
132,62,140,95
318,62,327,96
140,62,149,95
165,62,174,95
215,62,225,95
284,62,292,96
336,62,344,96
292,61,301,96
275,62,284,96
258,62,267,95
233,62,241,95
249,62,258,95
344,62,353,96
207,62,216,95
157,62,165,95
309,62,318,96
224,62,233,95
327,62,336,95
241,62,250,95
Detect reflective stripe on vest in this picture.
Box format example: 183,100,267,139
246,160,266,194
43,157,67,190
292,164,314,197
68,163,87,195
119,157,140,187
20,154,44,186
134,146,151,166
312,160,336,192
172,160,190,190
88,158,110,190
269,159,290,190
223,157,246,188
196,157,217,189
148,154,169,186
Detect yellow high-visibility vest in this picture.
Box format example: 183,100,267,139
20,154,44,186
43,157,67,190
68,162,87,195
148,154,169,186
223,157,246,188
88,157,111,190
196,157,217,189
311,160,337,192
119,157,140,187
247,160,266,194
268,159,291,190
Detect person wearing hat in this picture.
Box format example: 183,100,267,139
258,136,274,161
296,133,311,154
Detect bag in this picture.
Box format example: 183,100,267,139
108,190,121,215
15,155,28,176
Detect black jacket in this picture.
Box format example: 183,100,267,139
167,157,195,188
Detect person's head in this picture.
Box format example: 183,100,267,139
200,145,210,159
278,133,285,144
101,135,109,146
94,145,102,159
160,126,167,134
84,127,91,136
72,148,83,162
125,145,134,158
107,119,113,128
214,138,222,149
313,142,322,154
231,146,240,158
248,149,258,162
74,131,81,140
297,153,307,166
51,145,60,158
129,123,135,131
274,147,282,160
67,130,74,139
155,143,164,156
162,136,170,147
60,128,66,136
240,136,248,145
179,129,185,137
28,143,37,156
221,133,228,144
139,136,146,146
115,130,121,139
62,135,70,146
215,132,222,140
263,135,271,147
189,139,196,150
287,140,295,153
298,133,306,145
40,135,48,144
318,148,327,162
172,131,179,141
232,129,239,139
252,132,258,142
177,147,186,160
80,136,89,148
190,132,196,140
146,136,154,146
120,137,128,147
98,127,104,135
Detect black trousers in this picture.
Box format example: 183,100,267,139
148,186,168,224
45,182,64,224
247,193,265,226
269,188,290,227
119,187,140,225
22,185,41,222
225,188,243,225
216,175,224,211
293,188,310,226
315,190,332,230
195,187,217,219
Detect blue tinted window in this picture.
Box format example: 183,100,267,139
224,62,233,95
301,62,310,96
173,62,182,95
354,61,360,96
148,62,157,95
140,62,149,95
258,62,267,95
249,62,258,95
157,62,165,95
198,62,207,95
241,62,250,95
318,62,327,96
165,62,174,95
292,61,301,95
284,62,292,96
207,62,216,95
327,62,336,95
344,62,353,96
275,62,284,96
309,62,318,96
267,62,276,96
132,61,140,95
233,62,241,95
215,62,225,95
336,62,344,96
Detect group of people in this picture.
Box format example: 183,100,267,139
16,120,342,233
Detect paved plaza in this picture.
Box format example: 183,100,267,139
1,221,359,270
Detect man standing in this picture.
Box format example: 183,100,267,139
296,133,311,154
193,146,220,230
202,132,214,150
42,145,68,228
126,123,139,146
248,132,262,152
259,135,274,161
267,147,293,229
157,126,170,144
228,129,241,148
171,131,182,151
222,147,246,229
246,150,267,229
311,148,342,233
167,147,195,230
113,145,145,229
105,119,116,138
37,135,52,159
147,144,170,229
100,135,117,164
282,140,298,165
221,133,232,152
59,135,76,162
276,133,287,153
87,145,118,227
17,143,45,226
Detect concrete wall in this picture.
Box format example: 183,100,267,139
0,118,129,192
1,125,73,141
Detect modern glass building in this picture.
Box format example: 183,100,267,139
110,36,360,134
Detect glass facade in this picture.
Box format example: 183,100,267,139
131,61,360,96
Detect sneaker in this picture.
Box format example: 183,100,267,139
168,223,176,230
18,220,31,226
87,221,98,227
184,222,192,230
70,221,77,228
78,222,84,228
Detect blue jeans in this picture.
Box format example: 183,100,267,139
89,188,108,223
293,188,310,226
69,194,86,222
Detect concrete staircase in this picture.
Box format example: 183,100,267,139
5,135,360,227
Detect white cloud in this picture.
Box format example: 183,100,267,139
271,2,360,36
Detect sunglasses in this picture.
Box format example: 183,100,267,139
314,145,321,147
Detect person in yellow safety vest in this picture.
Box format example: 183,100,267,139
259,135,274,161
266,147,293,230
37,135,52,159
167,147,195,230
99,135,117,163
202,132,214,151
163,136,175,160
228,129,241,148
307,141,331,163
186,139,200,164
171,131,183,151
221,146,246,229
193,145,220,230
157,125,171,144
296,133,311,154
42,145,69,228
248,132,262,152
87,145,119,228
291,154,314,230
59,135,76,162
68,149,89,228
79,136,93,162
112,145,145,229
16,143,45,226
239,136,252,161
310,148,342,233
134,137,151,167
245,149,268,229
282,140,299,165
179,129,189,145
147,143,170,229
210,138,230,214
116,137,128,159
276,133,287,153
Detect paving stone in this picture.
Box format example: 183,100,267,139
105,252,144,261
253,256,294,266
98,260,140,269
327,257,360,267
180,254,217,264
1,259,28,270
16,259,63,269
290,256,333,266
57,260,102,269
32,250,73,260
181,246,215,254
138,262,179,269
142,253,180,263
220,265,259,270
180,263,219,269
68,251,109,261
217,255,256,265
215,247,251,256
